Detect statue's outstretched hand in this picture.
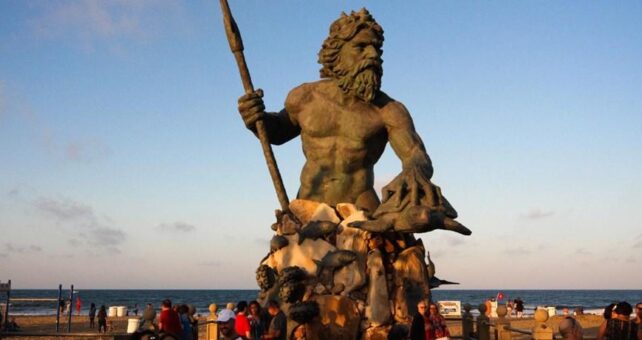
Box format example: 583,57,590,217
361,166,471,235
237,89,265,130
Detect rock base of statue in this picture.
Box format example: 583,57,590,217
256,199,433,339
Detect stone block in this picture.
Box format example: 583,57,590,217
271,234,335,275
313,295,360,340
289,199,321,225
336,203,358,219
310,203,340,223
365,249,391,326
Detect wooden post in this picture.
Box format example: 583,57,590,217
495,304,511,340
1,280,10,329
67,285,74,332
477,303,490,340
531,308,553,340
55,284,62,332
461,303,474,340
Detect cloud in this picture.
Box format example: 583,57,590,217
625,256,636,263
520,209,555,220
32,195,126,250
634,234,642,248
4,243,43,254
34,197,95,222
157,222,196,233
27,0,189,53
89,227,125,247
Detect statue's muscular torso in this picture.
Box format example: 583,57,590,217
282,80,394,210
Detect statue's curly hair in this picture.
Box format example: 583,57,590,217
318,8,384,78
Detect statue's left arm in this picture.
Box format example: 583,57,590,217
380,100,435,206
372,99,469,235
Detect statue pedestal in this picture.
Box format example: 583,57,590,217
256,200,435,338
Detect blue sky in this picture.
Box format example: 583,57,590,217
1,1,641,289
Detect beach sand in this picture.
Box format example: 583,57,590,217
5,314,605,339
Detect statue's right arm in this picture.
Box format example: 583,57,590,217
238,89,301,145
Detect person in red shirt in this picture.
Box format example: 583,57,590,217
158,299,182,337
75,297,82,316
234,301,251,339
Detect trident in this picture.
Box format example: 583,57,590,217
219,0,290,212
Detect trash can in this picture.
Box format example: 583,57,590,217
116,306,128,317
547,306,556,317
127,318,141,333
108,306,118,317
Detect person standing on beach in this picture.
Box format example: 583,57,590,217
409,301,449,340
635,302,642,340
597,301,638,340
558,317,584,340
75,297,82,316
248,301,266,340
178,304,193,340
514,298,524,318
485,298,492,317
158,299,182,338
218,309,242,340
410,300,428,340
264,300,286,340
235,301,251,339
88,303,96,329
97,305,107,333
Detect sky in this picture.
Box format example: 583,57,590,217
1,1,641,290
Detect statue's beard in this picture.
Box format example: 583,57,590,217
334,59,382,103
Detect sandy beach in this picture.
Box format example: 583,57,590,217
4,314,605,339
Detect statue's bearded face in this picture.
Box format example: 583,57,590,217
333,29,383,103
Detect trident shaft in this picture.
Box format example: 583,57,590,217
219,0,290,212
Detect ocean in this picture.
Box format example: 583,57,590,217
4,289,641,316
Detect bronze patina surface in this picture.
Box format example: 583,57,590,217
225,7,472,339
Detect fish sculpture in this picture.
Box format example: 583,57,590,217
270,235,289,252
314,250,357,276
298,220,338,244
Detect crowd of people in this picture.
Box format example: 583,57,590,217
214,299,290,340
84,298,292,340
68,297,640,340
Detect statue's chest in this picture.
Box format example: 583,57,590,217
298,104,383,140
